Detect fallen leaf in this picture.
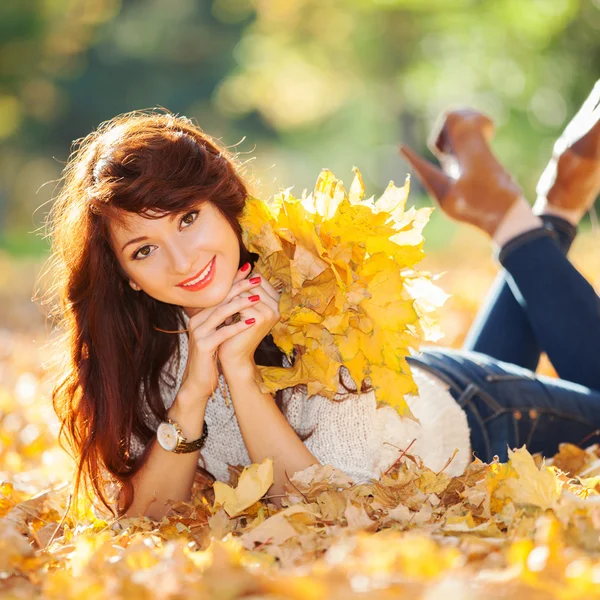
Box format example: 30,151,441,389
212,458,274,517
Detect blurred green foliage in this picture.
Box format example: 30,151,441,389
1,0,599,255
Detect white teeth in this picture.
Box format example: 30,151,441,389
183,260,213,286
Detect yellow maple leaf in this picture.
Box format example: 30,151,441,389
240,168,448,419
495,446,564,510
212,458,274,518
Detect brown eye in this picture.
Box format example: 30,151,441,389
133,245,153,260
181,211,198,227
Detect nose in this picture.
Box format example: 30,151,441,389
168,241,194,276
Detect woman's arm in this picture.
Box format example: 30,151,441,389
221,361,321,508
122,384,209,520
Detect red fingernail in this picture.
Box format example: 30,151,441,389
249,294,260,302
245,318,256,325
249,276,261,284
240,262,250,272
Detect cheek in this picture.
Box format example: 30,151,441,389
132,261,167,289
116,261,143,288
223,224,240,256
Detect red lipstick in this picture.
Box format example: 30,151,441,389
176,256,216,291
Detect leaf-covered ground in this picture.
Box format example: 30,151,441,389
2,229,600,600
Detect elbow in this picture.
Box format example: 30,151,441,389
122,496,165,521
117,485,163,521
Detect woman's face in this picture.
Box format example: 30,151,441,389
108,201,241,318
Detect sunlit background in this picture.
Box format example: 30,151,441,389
1,0,600,486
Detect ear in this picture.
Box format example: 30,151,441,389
129,280,141,291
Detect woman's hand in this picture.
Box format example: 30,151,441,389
179,264,264,402
217,271,281,370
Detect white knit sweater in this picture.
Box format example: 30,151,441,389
130,317,473,483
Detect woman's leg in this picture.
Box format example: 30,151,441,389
408,347,600,463
400,80,600,388
462,214,578,371
494,224,600,391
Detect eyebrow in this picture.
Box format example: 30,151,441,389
120,212,181,253
122,236,149,252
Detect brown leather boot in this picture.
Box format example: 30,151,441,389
534,79,600,222
399,108,523,238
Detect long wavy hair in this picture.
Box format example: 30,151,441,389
38,109,362,518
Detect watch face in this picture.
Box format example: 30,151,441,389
157,422,178,452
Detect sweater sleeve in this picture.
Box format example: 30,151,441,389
127,335,187,461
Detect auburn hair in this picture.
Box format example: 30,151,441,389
37,109,363,518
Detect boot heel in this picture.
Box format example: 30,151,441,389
429,109,495,157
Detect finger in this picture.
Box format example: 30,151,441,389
233,261,252,284
195,293,261,333
211,314,256,345
230,273,264,297
218,262,254,308
253,287,279,313
253,275,280,301
238,289,279,321
188,264,255,329
242,271,280,303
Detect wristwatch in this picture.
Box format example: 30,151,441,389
156,419,208,453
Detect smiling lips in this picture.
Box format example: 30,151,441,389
177,256,216,291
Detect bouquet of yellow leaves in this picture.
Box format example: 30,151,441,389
240,168,449,420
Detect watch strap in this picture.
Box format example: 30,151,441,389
170,419,209,454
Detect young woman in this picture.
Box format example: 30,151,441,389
44,81,600,521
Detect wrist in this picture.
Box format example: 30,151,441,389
176,382,211,407
167,387,209,439
220,358,256,381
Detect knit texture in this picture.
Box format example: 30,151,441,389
130,314,473,483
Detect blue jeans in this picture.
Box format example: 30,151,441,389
407,215,600,463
